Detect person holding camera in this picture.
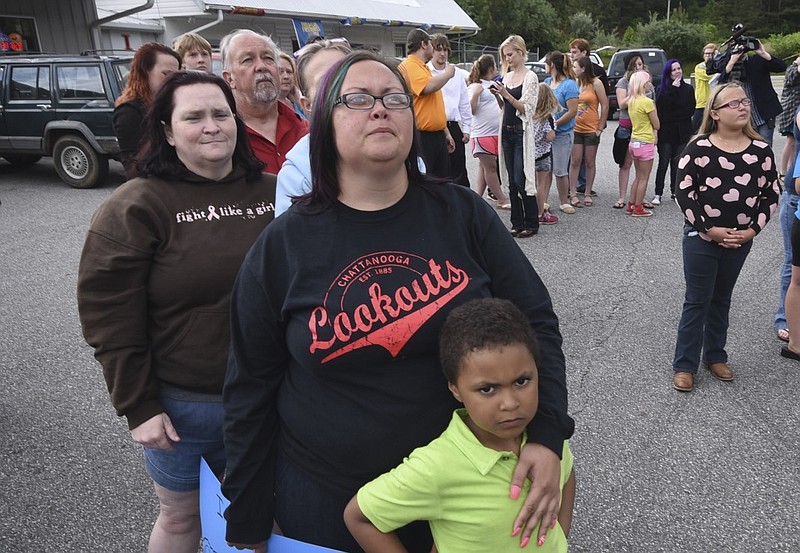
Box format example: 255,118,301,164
707,31,786,146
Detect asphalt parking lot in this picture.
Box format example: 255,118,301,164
1,125,798,552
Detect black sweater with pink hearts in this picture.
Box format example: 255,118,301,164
675,134,780,234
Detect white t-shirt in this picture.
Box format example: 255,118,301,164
469,80,501,138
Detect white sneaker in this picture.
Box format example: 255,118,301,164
651,195,661,206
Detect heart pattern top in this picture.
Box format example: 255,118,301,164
675,134,780,235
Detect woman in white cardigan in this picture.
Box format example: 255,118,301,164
494,34,539,237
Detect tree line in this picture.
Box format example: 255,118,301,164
455,0,800,66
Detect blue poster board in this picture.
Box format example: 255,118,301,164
291,19,325,46
199,458,344,553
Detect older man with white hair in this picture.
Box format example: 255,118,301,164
221,29,307,174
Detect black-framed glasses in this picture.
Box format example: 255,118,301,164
714,97,752,110
334,92,413,110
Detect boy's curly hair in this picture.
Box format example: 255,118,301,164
439,298,540,383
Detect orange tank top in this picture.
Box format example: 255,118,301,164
574,82,600,134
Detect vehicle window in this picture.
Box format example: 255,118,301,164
644,52,665,80
112,60,131,90
611,55,630,77
57,65,106,99
10,65,50,100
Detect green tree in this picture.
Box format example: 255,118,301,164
456,0,560,52
633,13,708,63
569,11,597,42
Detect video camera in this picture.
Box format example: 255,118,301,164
721,24,760,54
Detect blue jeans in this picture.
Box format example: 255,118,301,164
755,119,775,148
673,226,753,373
654,141,684,196
774,191,799,330
142,388,225,492
502,125,539,231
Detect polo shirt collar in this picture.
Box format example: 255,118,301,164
445,409,528,476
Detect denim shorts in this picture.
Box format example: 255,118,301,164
535,153,552,173
551,131,573,177
142,386,225,492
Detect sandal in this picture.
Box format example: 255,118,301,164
570,195,583,208
497,202,512,210
643,201,655,209
612,200,625,209
778,328,790,342
583,196,594,207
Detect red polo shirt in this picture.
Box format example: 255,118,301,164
246,101,308,174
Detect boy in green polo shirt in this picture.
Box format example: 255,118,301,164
344,298,575,552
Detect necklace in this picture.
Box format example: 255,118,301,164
711,133,749,152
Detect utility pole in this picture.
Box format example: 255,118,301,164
667,0,671,21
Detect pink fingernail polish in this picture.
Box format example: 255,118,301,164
520,537,530,548
538,535,546,547
510,485,522,499
511,527,521,537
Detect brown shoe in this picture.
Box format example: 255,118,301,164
705,362,734,381
672,371,694,392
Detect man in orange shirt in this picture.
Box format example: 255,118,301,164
398,29,456,178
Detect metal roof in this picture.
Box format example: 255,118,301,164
94,0,479,31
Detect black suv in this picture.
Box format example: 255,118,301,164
606,47,667,119
0,53,131,188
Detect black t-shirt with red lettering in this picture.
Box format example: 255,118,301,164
222,181,573,544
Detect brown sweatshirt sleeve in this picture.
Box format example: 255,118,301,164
77,193,163,429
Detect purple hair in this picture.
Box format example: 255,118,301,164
657,59,682,99
301,50,426,211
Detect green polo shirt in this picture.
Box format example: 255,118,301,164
357,409,573,552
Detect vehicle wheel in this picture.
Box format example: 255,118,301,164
3,154,43,166
52,135,109,189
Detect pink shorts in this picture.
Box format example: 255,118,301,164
471,135,498,157
628,141,655,161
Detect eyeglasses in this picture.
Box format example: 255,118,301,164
334,92,412,110
713,97,752,110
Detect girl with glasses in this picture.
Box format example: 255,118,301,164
671,82,780,392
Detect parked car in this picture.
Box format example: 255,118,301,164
525,61,548,80
606,47,667,119
0,52,132,188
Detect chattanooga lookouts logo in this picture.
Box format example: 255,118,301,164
308,251,470,362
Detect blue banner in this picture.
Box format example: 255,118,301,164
292,19,325,46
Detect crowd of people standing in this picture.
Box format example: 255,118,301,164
75,26,797,553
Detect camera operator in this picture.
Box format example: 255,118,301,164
707,28,786,146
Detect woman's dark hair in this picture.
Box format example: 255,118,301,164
137,71,264,180
116,42,182,106
439,298,540,384
624,54,645,79
545,50,575,80
657,59,681,99
574,56,595,86
303,50,427,210
468,54,495,85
